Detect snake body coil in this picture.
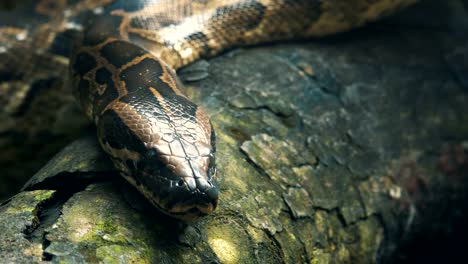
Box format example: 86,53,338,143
0,0,417,221
71,0,324,221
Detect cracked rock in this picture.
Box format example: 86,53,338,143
282,187,314,219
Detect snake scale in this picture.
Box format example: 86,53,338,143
0,0,417,221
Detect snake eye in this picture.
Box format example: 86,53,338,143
171,179,185,187
176,180,185,187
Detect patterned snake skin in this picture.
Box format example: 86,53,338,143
0,0,418,221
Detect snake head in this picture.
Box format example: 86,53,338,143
96,93,219,221
71,36,219,220
131,146,219,221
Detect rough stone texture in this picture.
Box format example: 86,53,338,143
1,0,468,263
0,190,55,263
22,136,113,191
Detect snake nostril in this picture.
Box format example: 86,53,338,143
177,180,185,187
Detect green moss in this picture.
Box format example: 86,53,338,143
96,245,148,264
44,183,166,262
310,248,332,264
276,213,305,263
5,206,36,214
206,221,252,264
5,190,55,214
336,245,351,263
295,219,318,260
34,190,55,201
346,216,383,262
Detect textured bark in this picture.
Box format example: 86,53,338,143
1,0,468,263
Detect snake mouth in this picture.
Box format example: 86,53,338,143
167,199,218,221
164,187,219,221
